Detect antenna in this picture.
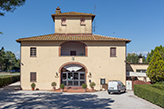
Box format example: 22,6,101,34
113,32,115,37
93,5,96,33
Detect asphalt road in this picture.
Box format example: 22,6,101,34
0,89,162,109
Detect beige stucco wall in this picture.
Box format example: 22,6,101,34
130,64,148,72
20,41,126,90
55,17,92,34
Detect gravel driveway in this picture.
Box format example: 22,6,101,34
0,90,162,109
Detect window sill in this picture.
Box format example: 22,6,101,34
30,56,37,58
61,24,67,26
59,55,87,57
110,56,117,58
80,24,86,26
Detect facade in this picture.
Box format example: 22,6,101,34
16,7,131,90
126,56,150,82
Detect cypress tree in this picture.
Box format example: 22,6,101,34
146,50,164,82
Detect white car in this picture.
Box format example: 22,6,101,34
108,80,126,94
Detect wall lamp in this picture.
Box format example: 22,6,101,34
55,72,59,78
56,72,58,76
88,72,92,78
89,72,92,76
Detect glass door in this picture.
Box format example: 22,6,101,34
61,71,85,86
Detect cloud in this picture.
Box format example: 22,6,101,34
14,51,20,59
128,51,149,56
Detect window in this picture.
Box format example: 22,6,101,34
110,47,116,57
80,17,85,25
70,51,76,56
61,18,66,26
30,72,36,82
30,47,36,57
136,69,146,73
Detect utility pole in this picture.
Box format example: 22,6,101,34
10,55,12,83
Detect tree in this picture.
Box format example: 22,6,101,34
126,53,147,63
0,0,26,34
146,50,164,82
0,0,26,16
126,53,139,63
4,51,16,71
147,45,164,63
0,47,5,71
0,47,20,72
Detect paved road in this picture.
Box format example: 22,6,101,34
0,89,162,109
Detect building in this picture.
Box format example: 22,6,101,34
126,56,150,90
126,56,149,82
16,7,131,90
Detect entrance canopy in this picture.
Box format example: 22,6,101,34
63,64,83,72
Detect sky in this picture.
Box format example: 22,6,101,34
0,0,164,59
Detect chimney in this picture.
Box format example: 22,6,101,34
55,7,61,14
138,55,143,63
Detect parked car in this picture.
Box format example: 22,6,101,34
108,80,126,94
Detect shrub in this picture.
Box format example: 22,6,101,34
90,82,96,88
155,81,164,85
0,75,20,87
82,83,87,89
31,83,36,88
60,84,65,89
152,84,164,90
51,82,57,87
134,84,164,108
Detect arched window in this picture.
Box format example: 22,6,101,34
80,17,85,25
61,18,66,26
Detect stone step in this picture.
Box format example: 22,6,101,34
3,85,22,91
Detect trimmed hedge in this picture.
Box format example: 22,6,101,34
134,84,164,108
152,84,164,90
0,75,20,87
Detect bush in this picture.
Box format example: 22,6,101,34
0,75,20,87
134,84,164,108
60,84,65,89
155,81,164,85
82,83,87,89
152,84,164,90
90,82,96,88
51,82,57,87
31,83,36,88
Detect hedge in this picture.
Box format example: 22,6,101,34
0,75,20,87
152,84,164,90
134,84,164,108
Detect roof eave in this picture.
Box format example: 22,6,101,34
51,14,95,22
16,40,131,43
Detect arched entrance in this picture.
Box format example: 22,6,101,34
60,63,87,87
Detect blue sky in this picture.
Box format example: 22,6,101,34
0,0,164,58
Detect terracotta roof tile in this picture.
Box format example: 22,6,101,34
16,34,131,43
51,12,95,21
52,11,95,16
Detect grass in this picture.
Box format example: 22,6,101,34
0,75,12,78
0,72,20,74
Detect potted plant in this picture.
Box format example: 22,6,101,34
82,83,87,92
51,82,57,91
90,82,96,91
31,82,36,90
60,84,65,92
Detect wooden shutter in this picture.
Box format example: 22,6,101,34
110,47,116,57
30,47,36,57
30,72,36,82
